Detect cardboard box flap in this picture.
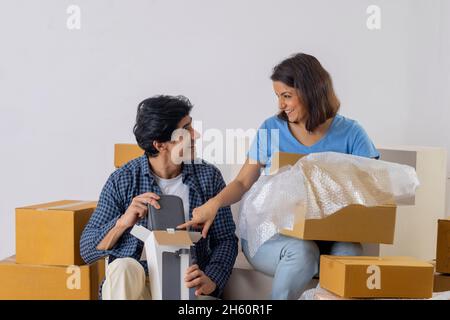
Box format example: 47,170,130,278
18,200,97,211
323,255,433,267
269,152,304,175
131,225,202,246
153,230,193,246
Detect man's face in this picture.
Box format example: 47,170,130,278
166,115,200,163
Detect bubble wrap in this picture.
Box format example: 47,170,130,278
238,152,419,257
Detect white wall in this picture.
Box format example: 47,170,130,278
0,0,449,259
400,0,450,216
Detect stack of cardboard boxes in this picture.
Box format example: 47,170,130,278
310,217,450,300
0,200,105,300
2,143,441,300
0,144,150,300
268,151,437,299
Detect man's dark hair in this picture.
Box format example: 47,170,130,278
133,95,193,157
271,53,340,132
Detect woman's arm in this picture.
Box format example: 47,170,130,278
178,158,263,237
212,159,262,208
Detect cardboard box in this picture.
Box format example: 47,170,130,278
281,204,396,244
0,256,105,300
114,144,144,168
308,286,449,300
433,273,450,292
436,219,450,274
131,225,201,300
270,152,397,244
319,255,434,298
16,200,97,266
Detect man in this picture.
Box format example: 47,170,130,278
80,95,238,299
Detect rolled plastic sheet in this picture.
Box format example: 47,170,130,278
238,152,420,257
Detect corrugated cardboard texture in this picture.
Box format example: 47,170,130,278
269,152,304,175
16,200,97,266
320,255,434,298
281,204,396,243
436,219,450,273
153,230,193,246
0,256,105,300
114,144,144,168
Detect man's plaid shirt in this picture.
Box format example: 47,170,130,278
80,155,238,297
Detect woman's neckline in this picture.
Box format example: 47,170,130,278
285,115,339,148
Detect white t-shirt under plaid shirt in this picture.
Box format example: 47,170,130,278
153,173,190,223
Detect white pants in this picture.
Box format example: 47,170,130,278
102,257,152,300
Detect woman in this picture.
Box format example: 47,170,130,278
179,53,379,299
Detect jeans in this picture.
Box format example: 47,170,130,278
241,234,363,300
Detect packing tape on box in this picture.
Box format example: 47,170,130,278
36,201,96,211
238,152,420,257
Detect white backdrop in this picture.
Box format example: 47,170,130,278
1,0,449,259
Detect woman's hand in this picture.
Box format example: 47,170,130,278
178,159,262,238
177,198,220,238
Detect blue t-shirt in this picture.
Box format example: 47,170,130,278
248,114,379,173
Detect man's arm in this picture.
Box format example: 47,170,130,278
80,173,161,263
80,174,126,264
95,222,129,251
96,192,161,250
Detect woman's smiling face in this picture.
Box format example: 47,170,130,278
272,81,306,124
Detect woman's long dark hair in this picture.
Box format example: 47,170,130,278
271,53,340,132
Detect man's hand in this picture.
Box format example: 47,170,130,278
116,192,160,229
185,264,217,296
96,192,160,251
